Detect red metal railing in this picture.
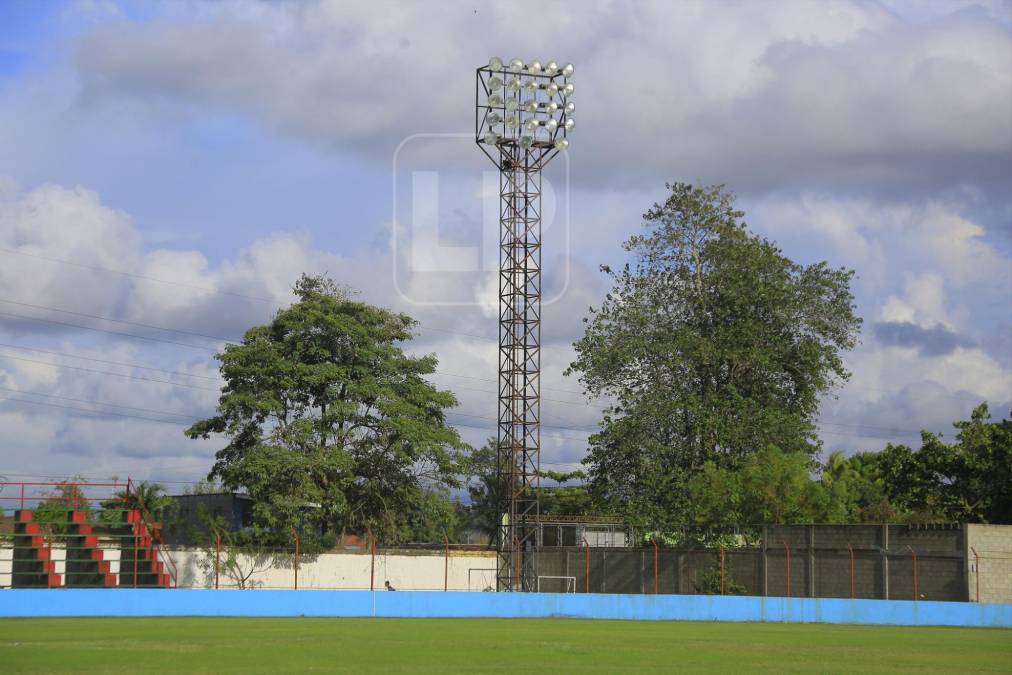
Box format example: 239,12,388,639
126,478,177,588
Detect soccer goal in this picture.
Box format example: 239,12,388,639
468,568,497,592
537,575,577,593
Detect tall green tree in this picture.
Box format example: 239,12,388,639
185,274,468,544
567,183,861,527
868,404,1011,523
687,445,833,525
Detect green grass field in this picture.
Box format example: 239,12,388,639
0,618,1009,673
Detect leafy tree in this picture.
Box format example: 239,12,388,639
819,451,900,523
464,438,596,539
101,481,174,526
869,404,1011,523
568,183,861,527
185,274,468,545
462,439,504,540
687,445,831,525
33,481,90,535
537,468,593,518
693,565,747,595
192,507,280,590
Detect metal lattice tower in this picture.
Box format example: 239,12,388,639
476,58,575,591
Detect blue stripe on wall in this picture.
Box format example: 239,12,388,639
1,590,1010,627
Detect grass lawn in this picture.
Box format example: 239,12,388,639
0,617,1009,673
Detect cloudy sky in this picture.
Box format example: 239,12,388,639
0,0,1009,490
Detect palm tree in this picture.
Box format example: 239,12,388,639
102,481,172,524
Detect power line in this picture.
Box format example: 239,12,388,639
0,298,237,344
0,248,566,349
0,345,927,439
431,369,595,398
0,342,220,381
0,246,276,303
0,310,218,352
0,395,192,426
0,385,200,420
0,471,208,485
0,352,220,392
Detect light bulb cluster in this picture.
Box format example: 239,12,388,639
480,56,575,152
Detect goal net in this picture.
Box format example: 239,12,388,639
537,575,577,593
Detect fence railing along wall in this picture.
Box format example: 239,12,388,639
3,481,1009,604
531,524,983,601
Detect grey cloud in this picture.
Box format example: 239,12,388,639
70,1,1012,198
873,320,975,356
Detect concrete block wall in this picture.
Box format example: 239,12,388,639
967,524,1012,603
532,525,986,601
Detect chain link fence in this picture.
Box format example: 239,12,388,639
531,524,983,601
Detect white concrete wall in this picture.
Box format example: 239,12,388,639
0,542,65,586
0,543,11,587
164,547,498,591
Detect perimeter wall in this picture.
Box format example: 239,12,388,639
1,589,1010,628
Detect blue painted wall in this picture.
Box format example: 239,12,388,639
1,590,1009,627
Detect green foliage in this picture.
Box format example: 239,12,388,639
693,565,747,595
568,183,861,527
863,404,1011,523
185,273,468,545
684,405,1011,526
687,445,830,525
191,506,281,590
33,482,90,535
100,481,174,527
463,439,596,537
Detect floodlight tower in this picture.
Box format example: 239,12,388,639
475,57,575,591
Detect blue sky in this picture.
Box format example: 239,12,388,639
0,0,1009,488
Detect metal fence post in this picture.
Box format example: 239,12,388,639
293,529,299,591
847,543,855,599
907,545,918,600
214,530,220,590
47,533,54,589
970,546,980,602
652,540,659,595
720,545,725,595
807,525,815,598
882,524,890,600
368,527,375,592
133,521,139,589
784,540,791,598
444,535,449,592
584,538,590,594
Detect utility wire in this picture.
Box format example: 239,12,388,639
0,396,192,425
0,347,927,438
0,386,199,420
0,246,276,302
0,342,220,381
0,299,236,343
0,353,219,392
0,310,218,352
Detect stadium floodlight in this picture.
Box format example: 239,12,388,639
475,57,576,592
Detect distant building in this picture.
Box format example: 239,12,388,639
160,493,253,546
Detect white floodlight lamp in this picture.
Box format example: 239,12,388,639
476,57,575,168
